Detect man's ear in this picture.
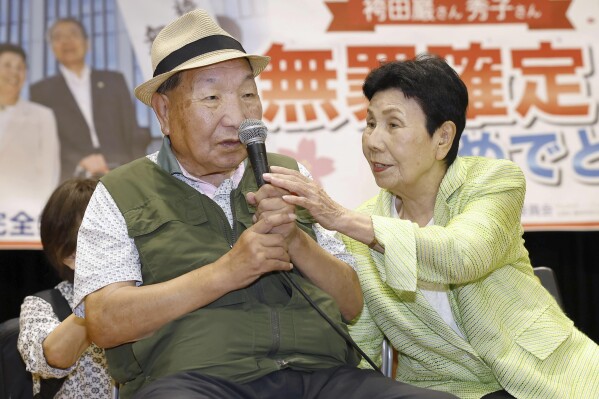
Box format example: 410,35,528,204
435,121,456,160
151,92,171,136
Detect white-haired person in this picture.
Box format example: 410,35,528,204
71,9,457,399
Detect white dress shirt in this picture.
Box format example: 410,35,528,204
59,64,100,148
391,196,466,339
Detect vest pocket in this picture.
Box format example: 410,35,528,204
105,342,143,384
124,195,208,236
283,274,353,364
124,196,232,282
514,303,573,360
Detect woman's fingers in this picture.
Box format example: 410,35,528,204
264,172,313,198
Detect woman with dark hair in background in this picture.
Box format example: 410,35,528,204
17,178,113,398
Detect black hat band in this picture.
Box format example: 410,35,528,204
153,34,246,77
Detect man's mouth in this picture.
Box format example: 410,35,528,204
219,139,241,148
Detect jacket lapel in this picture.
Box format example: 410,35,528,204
91,71,105,125
369,171,480,356
56,73,82,115
434,157,467,226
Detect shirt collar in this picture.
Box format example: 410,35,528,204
59,64,90,82
437,156,466,201
156,136,246,193
0,100,17,112
156,136,183,175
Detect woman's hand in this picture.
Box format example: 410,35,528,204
263,166,348,231
264,166,381,251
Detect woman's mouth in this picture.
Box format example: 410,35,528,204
372,162,392,173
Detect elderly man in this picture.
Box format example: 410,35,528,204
73,9,456,399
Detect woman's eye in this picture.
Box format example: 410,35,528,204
388,119,403,129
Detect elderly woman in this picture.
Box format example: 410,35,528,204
262,55,599,399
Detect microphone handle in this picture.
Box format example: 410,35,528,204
246,141,270,187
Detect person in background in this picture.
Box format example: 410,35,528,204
264,55,599,399
0,43,60,214
72,9,456,399
17,178,114,398
30,17,145,183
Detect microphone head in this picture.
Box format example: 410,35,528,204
238,119,267,146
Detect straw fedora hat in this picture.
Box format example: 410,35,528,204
134,9,270,106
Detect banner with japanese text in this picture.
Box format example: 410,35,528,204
132,0,596,231
1,0,598,249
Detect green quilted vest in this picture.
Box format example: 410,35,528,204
101,153,359,398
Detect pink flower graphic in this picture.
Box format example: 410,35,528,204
278,138,335,185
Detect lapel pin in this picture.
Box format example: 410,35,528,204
97,81,105,89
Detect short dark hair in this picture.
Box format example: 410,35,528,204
47,17,88,41
40,178,98,283
362,54,468,167
0,43,26,64
156,72,182,95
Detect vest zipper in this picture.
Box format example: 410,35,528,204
230,190,287,362
230,191,283,360
205,197,235,247
267,308,281,358
229,191,238,244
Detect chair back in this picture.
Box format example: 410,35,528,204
381,338,393,377
533,266,564,309
0,317,33,399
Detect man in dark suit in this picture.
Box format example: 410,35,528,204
30,17,146,182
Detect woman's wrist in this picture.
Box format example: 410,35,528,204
330,207,353,234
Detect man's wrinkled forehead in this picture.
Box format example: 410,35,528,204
186,58,255,84
197,57,253,73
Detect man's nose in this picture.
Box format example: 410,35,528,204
222,98,247,129
7,66,22,75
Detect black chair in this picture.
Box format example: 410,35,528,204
0,318,33,399
533,266,564,309
380,338,393,378
0,317,119,398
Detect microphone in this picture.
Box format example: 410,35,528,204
238,119,269,187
